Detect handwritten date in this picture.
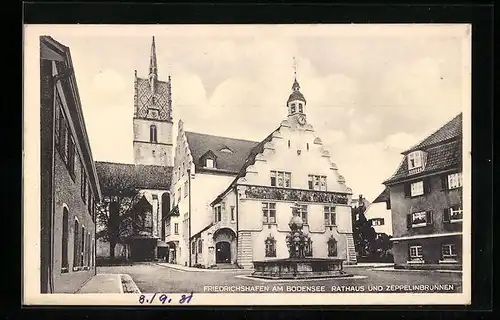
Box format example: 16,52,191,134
138,292,194,305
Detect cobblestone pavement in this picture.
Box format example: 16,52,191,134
98,263,462,294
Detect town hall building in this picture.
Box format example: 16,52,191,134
96,37,357,268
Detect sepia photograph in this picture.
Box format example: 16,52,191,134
24,24,471,305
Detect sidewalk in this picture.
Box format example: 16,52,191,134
76,274,124,294
345,263,394,268
156,262,250,272
370,267,462,274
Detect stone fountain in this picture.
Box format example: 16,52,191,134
251,203,352,279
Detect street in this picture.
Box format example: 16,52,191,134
98,263,463,294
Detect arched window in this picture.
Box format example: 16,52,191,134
150,125,157,143
290,103,296,114
61,207,69,272
73,219,79,269
327,236,338,257
265,235,276,257
299,103,303,113
287,140,291,148
198,239,203,254
80,226,85,267
306,143,309,151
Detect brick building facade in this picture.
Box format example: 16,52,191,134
40,36,102,293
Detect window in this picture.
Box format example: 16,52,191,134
198,239,203,254
298,103,303,113
86,232,91,267
191,242,196,254
214,206,222,222
270,171,291,188
184,181,188,197
408,211,432,228
444,205,463,223
308,175,327,191
408,151,423,170
265,236,276,257
262,202,276,224
324,206,336,226
298,205,308,224
410,181,424,197
206,158,214,168
291,103,296,114
447,172,463,189
80,226,85,267
174,223,179,234
73,219,79,270
371,218,385,226
305,238,313,257
177,187,181,203
87,190,92,214
409,245,423,261
61,208,69,272
287,140,291,148
54,95,62,145
67,136,75,176
441,244,457,260
327,237,338,257
230,206,235,221
58,108,68,156
306,143,309,151
150,125,157,143
81,164,87,203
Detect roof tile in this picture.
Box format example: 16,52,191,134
185,132,259,172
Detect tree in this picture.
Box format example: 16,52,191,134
351,199,377,258
94,166,146,260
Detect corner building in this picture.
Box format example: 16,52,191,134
383,113,463,270
40,36,102,293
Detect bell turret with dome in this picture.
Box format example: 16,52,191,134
287,61,307,126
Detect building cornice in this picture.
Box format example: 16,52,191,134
390,232,462,241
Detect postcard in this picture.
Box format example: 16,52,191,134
23,24,471,305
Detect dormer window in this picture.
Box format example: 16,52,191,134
206,158,214,168
219,146,233,154
408,151,423,170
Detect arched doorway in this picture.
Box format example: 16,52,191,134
216,241,231,263
213,228,236,264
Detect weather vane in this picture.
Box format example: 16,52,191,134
293,56,298,77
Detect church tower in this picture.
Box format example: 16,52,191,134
133,36,173,166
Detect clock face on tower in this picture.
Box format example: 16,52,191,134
297,114,307,125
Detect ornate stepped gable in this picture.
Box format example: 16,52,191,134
210,122,352,206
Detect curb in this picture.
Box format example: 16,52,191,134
369,267,462,274
120,274,141,294
155,263,250,273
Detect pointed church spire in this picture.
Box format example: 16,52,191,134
149,36,158,93
292,56,300,92
149,36,158,78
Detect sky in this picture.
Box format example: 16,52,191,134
30,24,470,201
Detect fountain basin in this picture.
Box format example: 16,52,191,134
252,258,353,279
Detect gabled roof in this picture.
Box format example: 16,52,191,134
95,161,173,196
372,187,390,203
384,113,463,185
185,131,259,173
41,36,102,201
211,128,280,205
403,113,462,155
